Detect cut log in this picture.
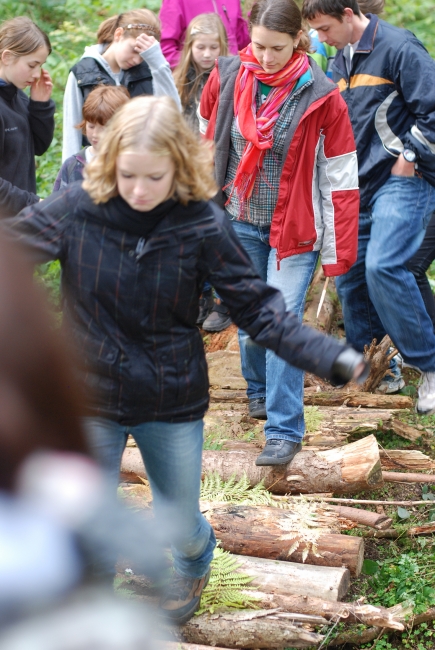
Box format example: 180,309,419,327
233,554,350,601
206,505,364,575
303,407,397,448
380,449,435,472
166,644,230,650
171,609,324,648
383,471,435,484
122,435,383,495
328,505,392,530
304,390,413,409
303,270,337,333
207,434,382,495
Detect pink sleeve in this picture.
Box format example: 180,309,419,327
236,12,250,50
159,0,186,69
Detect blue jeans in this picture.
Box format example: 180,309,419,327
336,175,435,372
231,219,318,443
84,417,215,579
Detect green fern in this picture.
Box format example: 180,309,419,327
196,546,259,615
201,471,280,506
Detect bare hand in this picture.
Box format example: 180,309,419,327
391,154,415,177
30,69,53,102
134,33,157,53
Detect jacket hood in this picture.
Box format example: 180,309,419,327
80,44,117,81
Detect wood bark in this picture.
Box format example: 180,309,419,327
390,418,425,442
360,335,396,392
171,609,324,648
206,505,364,575
303,389,413,409
233,554,350,602
363,523,435,538
328,505,392,530
238,591,405,630
382,471,435,484
379,449,435,472
204,434,383,495
303,270,337,333
121,434,383,495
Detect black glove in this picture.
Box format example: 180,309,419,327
330,348,370,386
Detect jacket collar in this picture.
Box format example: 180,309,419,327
334,13,379,76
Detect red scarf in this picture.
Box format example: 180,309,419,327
228,45,309,207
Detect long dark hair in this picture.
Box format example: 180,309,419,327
0,237,88,490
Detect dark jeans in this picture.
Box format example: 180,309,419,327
406,211,435,331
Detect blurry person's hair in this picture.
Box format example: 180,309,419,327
0,237,88,490
76,85,130,133
301,0,361,21
357,0,384,14
83,95,218,205
173,13,228,109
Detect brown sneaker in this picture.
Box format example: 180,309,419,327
160,569,211,625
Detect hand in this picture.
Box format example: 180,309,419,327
30,69,53,102
134,33,157,54
391,154,415,177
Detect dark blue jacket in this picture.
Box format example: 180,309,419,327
2,183,348,424
332,15,435,208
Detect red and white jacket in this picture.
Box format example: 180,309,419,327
199,56,359,276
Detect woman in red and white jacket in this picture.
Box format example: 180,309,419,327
199,0,359,467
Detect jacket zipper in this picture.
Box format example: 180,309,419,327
135,237,146,259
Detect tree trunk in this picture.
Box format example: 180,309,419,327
170,609,324,648
233,554,350,601
390,419,426,442
303,390,413,409
121,435,383,495
303,270,337,333
202,434,383,495
382,471,435,484
359,335,396,392
206,505,364,575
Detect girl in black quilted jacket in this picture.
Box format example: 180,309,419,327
3,95,367,625
0,17,54,218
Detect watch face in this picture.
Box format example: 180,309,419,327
403,149,416,163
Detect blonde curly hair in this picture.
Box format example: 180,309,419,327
83,96,217,205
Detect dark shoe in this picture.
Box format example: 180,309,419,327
202,301,231,332
249,397,266,420
255,439,302,466
160,569,211,625
196,289,214,326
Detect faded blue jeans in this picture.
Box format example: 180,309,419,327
231,219,319,444
336,175,435,372
84,417,215,579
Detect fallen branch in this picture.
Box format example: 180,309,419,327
383,471,435,484
304,390,412,409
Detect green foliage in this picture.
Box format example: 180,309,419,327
196,546,258,615
304,405,324,433
384,0,435,58
367,546,435,614
34,260,62,315
201,471,278,506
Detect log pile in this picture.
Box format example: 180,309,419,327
119,283,431,648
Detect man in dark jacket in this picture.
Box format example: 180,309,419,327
302,0,435,414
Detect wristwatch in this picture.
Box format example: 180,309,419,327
402,148,417,163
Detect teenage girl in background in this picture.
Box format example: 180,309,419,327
174,13,230,328
174,13,228,133
54,85,129,191
0,17,54,218
62,9,181,161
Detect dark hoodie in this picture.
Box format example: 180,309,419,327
0,81,55,217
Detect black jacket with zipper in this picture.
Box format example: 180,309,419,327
0,83,55,217
3,182,348,424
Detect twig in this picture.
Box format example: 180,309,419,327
279,496,432,506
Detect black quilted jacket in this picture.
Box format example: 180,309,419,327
3,183,347,423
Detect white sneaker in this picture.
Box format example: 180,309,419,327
417,372,435,414
396,352,422,374
377,365,405,394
